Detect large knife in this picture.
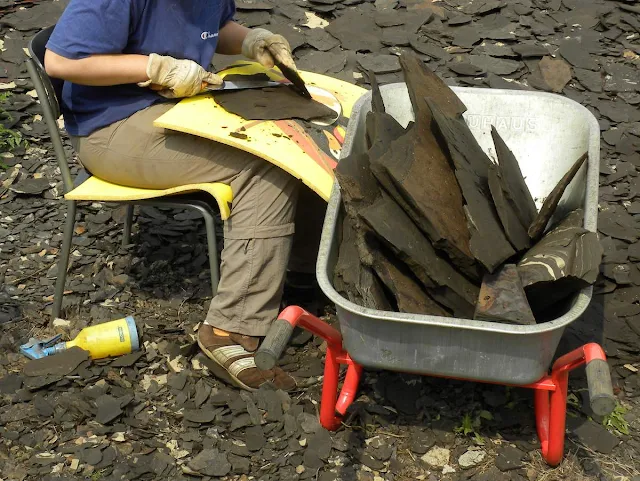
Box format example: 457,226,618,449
205,78,285,91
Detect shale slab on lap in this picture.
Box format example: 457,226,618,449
213,87,335,121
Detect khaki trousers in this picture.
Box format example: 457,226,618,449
71,103,325,336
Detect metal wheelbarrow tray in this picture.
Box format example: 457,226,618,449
256,84,614,467
316,83,601,386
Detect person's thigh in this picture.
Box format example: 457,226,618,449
75,103,259,189
74,103,300,233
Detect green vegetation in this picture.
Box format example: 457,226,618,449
0,92,27,163
455,411,490,445
602,403,630,436
90,469,108,481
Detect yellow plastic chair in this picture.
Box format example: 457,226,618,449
25,26,233,318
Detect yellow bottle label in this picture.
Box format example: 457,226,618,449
67,316,139,360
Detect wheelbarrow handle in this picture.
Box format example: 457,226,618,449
585,358,616,417
255,318,294,371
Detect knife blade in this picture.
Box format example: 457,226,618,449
274,61,312,100
205,79,285,92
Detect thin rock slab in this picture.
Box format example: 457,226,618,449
9,177,51,195
33,395,54,417
304,28,340,52
296,51,347,75
448,13,472,25
183,408,217,424
268,19,306,51
213,87,335,121
361,193,479,317
375,11,406,27
566,417,620,455
109,350,144,367
603,63,640,93
468,55,521,75
382,28,411,47
451,26,483,48
427,99,516,272
400,52,467,122
463,0,506,15
188,449,232,477
474,43,517,58
597,100,640,123
194,379,212,407
369,53,478,276
518,209,603,313
558,39,599,71
372,247,451,316
491,127,537,229
357,54,401,74
326,10,383,52
369,126,480,280
512,44,549,58
333,217,393,310
488,163,531,252
245,425,266,451
23,346,89,378
1,2,67,30
447,62,485,76
474,264,536,325
95,395,123,425
494,446,525,471
410,39,452,61
531,56,572,93
236,10,270,27
528,152,588,241
335,110,391,267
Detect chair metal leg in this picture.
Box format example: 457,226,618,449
52,200,76,319
202,210,220,296
122,205,134,247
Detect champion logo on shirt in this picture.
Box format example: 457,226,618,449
201,31,219,40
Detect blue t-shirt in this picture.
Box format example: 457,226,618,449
46,0,236,136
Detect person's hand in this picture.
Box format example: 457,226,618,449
137,53,223,98
242,28,296,71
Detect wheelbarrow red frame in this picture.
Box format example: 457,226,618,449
258,306,615,467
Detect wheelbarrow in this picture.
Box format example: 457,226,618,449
256,84,615,467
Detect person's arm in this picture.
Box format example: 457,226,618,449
44,50,149,86
216,21,250,55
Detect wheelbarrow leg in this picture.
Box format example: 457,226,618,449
320,346,363,430
321,345,342,430
256,305,363,431
534,371,569,467
530,343,615,467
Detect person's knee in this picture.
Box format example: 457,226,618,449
246,159,301,200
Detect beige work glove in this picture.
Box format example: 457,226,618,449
138,53,223,98
241,28,296,71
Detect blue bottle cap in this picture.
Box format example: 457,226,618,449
125,316,140,351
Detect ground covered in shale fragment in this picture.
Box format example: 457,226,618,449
1,0,640,480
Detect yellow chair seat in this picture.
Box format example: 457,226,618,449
64,176,233,220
